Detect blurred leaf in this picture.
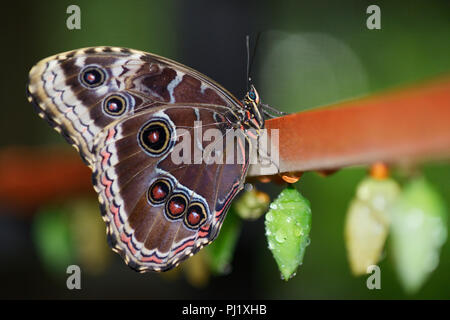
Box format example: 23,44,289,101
265,186,312,281
390,177,448,294
345,176,401,275
206,209,242,275
33,207,74,275
182,249,210,288
69,198,111,275
234,188,270,220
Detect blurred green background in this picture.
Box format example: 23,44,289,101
0,0,449,299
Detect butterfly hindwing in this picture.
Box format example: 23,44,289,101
94,105,250,271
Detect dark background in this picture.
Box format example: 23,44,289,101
0,0,449,299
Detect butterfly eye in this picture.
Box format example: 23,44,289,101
185,203,207,229
103,94,127,116
165,194,188,220
79,65,107,88
138,119,173,156
148,178,172,205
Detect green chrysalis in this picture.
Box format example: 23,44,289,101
234,189,270,220
345,176,401,275
390,177,447,294
265,186,312,281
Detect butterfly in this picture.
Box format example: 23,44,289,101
26,46,269,272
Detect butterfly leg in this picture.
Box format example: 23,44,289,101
261,103,288,119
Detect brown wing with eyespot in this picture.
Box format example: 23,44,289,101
93,105,250,272
27,46,241,167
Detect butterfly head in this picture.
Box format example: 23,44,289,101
245,84,260,105
242,85,264,132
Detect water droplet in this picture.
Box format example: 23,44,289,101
266,212,273,222
275,230,286,243
270,203,278,210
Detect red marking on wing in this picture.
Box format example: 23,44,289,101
121,232,137,255
101,174,113,199
173,240,195,254
197,226,210,238
100,150,111,167
106,128,116,141
110,202,122,229
141,254,163,263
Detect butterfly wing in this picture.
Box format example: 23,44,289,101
27,47,251,272
27,46,242,167
95,105,250,271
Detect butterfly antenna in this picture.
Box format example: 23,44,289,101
246,32,262,91
246,35,251,91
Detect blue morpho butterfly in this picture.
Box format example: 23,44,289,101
26,46,281,272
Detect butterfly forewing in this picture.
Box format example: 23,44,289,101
27,47,241,166
27,47,255,272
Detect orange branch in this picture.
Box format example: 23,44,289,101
249,76,450,176
0,147,92,213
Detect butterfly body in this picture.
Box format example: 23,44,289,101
27,47,264,272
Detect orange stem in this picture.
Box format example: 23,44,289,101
249,76,450,176
0,147,92,214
